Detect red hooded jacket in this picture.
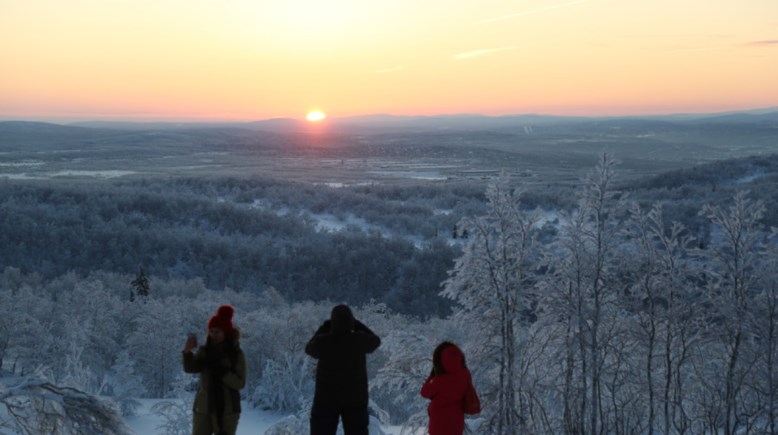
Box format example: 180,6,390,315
420,345,470,435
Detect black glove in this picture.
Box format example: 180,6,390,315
353,319,367,332
354,319,378,337
314,320,331,335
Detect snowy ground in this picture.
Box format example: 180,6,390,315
124,399,408,434
124,399,284,434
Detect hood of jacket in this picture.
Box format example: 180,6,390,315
330,304,355,335
441,345,464,374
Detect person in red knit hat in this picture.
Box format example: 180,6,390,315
183,305,246,435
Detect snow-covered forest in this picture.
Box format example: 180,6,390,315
2,153,778,434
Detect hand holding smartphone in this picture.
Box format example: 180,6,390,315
183,333,198,353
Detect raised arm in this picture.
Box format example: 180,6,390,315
353,319,381,353
305,320,331,359
420,374,438,399
182,348,205,373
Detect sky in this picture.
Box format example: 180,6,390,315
1,0,777,122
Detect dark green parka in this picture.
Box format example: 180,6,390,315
182,335,247,416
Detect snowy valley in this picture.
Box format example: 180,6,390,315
2,114,778,434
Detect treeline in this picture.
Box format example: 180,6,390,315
4,154,778,317
0,177,468,316
619,153,778,242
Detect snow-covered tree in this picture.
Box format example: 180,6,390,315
697,191,766,434
755,236,778,435
539,153,626,434
0,287,14,370
107,350,147,416
442,174,542,434
150,399,191,435
251,352,314,412
0,370,131,435
372,327,437,431
130,266,150,302
1,285,53,376
240,300,326,396
623,202,699,434
125,298,186,398
55,280,123,394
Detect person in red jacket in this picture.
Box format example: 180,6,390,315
420,341,471,435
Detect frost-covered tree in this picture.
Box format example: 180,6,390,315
51,280,125,395
623,202,699,434
130,265,150,302
2,285,54,376
150,399,191,435
0,287,14,370
756,237,778,435
108,350,147,417
150,374,194,435
698,191,766,434
540,153,626,434
251,352,314,412
372,326,439,431
0,370,131,435
125,298,186,398
442,175,541,434
240,300,326,396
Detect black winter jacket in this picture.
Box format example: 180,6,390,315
305,319,381,408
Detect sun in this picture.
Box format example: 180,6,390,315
306,110,327,122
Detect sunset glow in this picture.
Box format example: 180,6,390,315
1,0,776,122
306,111,327,122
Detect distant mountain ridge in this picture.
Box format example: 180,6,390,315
2,107,777,135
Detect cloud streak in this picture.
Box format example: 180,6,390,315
481,0,588,23
664,39,778,53
747,40,778,46
664,46,728,53
453,46,518,60
375,66,405,73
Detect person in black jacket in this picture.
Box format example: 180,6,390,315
305,304,381,435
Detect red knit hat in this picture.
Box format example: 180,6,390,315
208,305,235,337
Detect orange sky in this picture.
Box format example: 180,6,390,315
1,0,776,122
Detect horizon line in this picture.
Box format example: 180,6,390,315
2,105,778,125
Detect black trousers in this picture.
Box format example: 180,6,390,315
310,405,369,435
